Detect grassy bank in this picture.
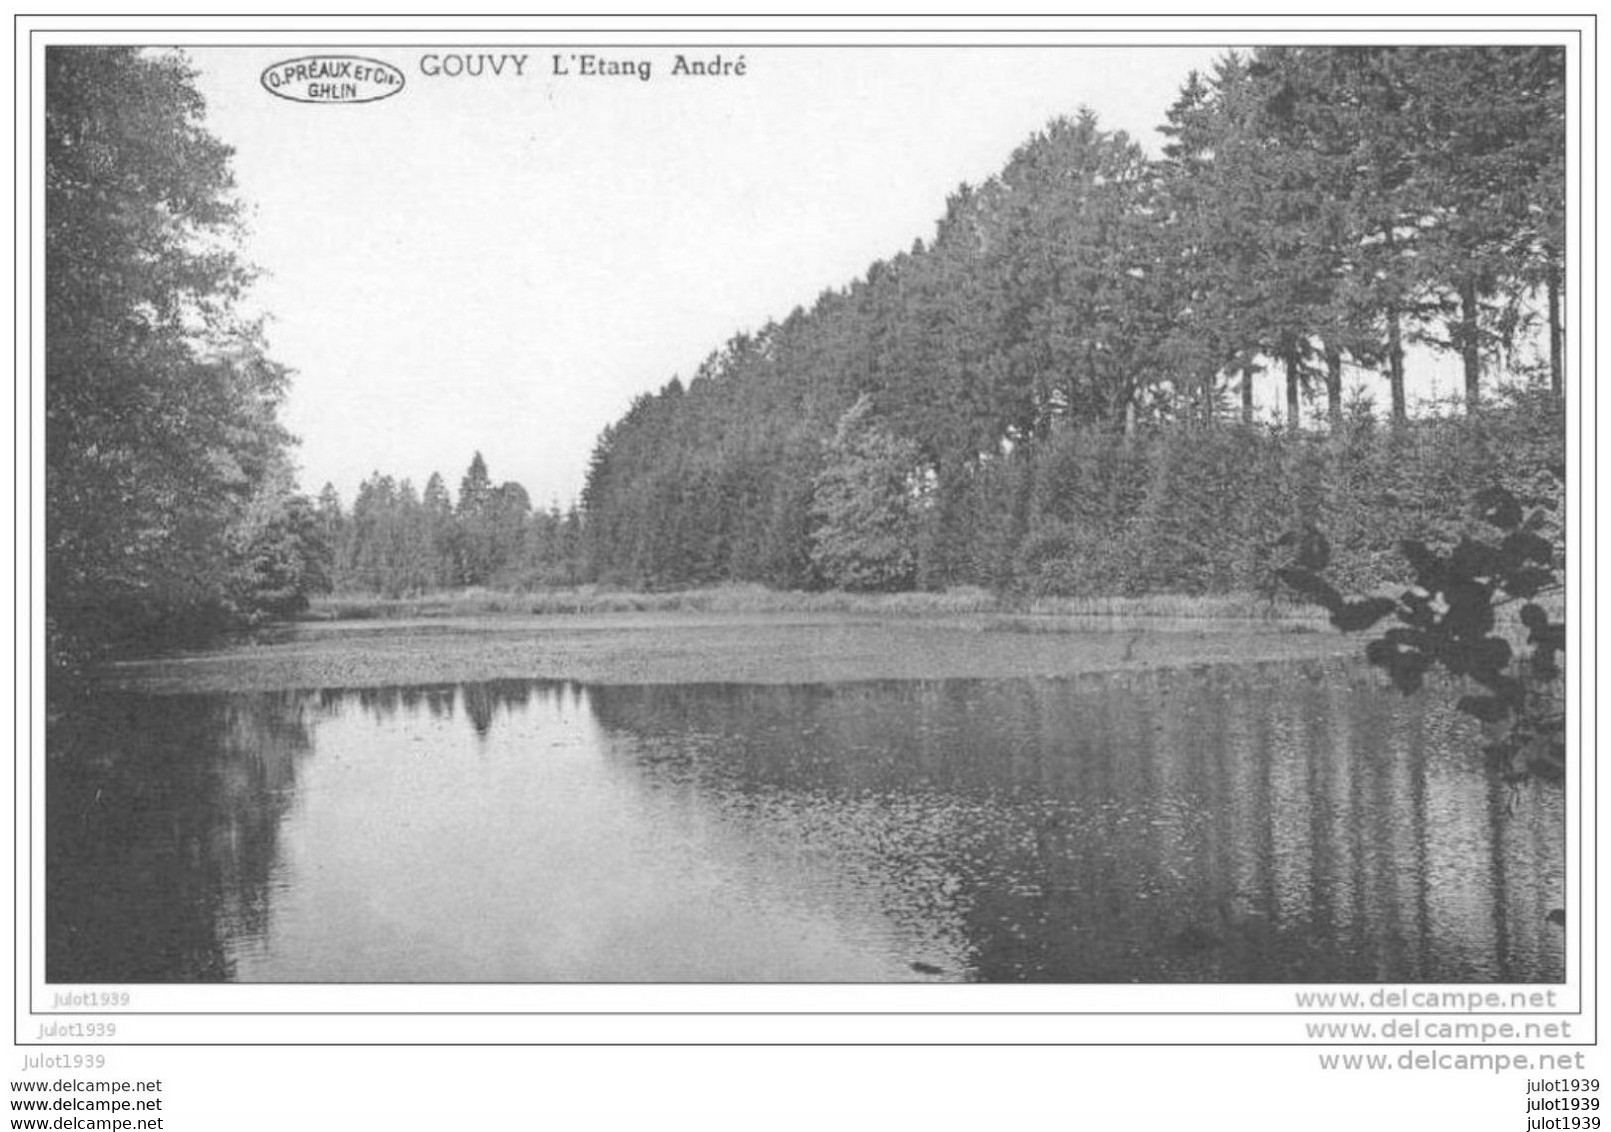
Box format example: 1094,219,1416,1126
92,582,1549,696
109,605,1360,695
305,583,1329,626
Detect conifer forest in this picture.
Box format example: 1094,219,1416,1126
47,45,1566,661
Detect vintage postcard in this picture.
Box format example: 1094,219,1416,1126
19,12,1592,1092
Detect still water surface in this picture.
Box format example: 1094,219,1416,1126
49,661,1564,982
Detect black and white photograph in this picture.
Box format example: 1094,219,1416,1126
18,12,1603,1128
33,17,1582,1010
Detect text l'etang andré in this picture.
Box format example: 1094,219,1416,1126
417,53,749,82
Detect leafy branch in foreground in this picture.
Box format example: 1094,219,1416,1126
1278,485,1565,794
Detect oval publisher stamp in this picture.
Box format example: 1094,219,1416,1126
260,55,405,104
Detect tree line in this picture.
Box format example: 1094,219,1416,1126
581,46,1565,594
46,47,1565,668
313,453,586,596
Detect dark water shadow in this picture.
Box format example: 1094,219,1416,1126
46,661,1564,983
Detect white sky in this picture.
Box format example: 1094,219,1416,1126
188,45,1474,508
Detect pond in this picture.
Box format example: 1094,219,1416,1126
47,659,1564,983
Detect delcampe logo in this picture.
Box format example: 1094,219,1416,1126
260,55,405,104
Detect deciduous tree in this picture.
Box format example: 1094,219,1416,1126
46,47,299,661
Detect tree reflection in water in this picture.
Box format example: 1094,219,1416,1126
48,691,316,981
585,664,1564,983
47,661,1564,983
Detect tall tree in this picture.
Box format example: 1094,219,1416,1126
455,452,496,584
1158,54,1326,429
1156,68,1246,423
1316,47,1430,425
1402,48,1565,409
457,451,493,515
1251,47,1388,432
46,48,297,660
1513,49,1569,394
421,472,457,587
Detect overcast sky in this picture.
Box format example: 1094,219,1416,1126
183,45,1249,506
